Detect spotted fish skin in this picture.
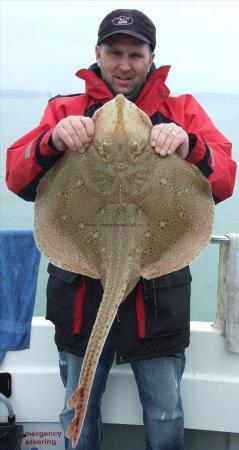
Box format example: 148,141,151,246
66,204,145,446
34,94,214,447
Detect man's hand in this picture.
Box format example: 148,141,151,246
150,123,189,159
51,116,95,153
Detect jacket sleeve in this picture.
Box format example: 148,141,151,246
183,94,237,203
6,99,64,202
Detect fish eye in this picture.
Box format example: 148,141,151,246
131,141,144,160
96,141,111,160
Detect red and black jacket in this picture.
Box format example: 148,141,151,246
6,65,237,363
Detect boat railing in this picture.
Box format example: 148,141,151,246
210,234,230,244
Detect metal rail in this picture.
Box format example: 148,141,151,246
210,235,230,244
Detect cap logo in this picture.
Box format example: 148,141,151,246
112,16,133,26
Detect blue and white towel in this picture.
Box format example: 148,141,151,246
0,229,41,363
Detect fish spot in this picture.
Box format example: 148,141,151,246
160,177,168,186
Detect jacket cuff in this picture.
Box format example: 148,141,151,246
186,133,214,178
35,129,63,169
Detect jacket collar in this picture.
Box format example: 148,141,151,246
75,64,171,116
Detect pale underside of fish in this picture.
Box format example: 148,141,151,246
34,94,214,447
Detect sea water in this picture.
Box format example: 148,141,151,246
0,92,238,321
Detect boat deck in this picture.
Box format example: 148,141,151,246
1,318,239,449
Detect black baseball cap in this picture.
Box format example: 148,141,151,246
97,9,156,51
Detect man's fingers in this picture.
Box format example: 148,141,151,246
150,123,189,158
151,125,176,156
167,131,184,154
80,116,95,138
150,123,165,145
158,131,179,156
55,125,78,152
68,119,89,151
52,116,95,152
70,116,95,150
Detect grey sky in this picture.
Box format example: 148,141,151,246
1,0,239,95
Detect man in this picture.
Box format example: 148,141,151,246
6,9,236,450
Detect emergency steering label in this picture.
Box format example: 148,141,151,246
21,423,65,450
